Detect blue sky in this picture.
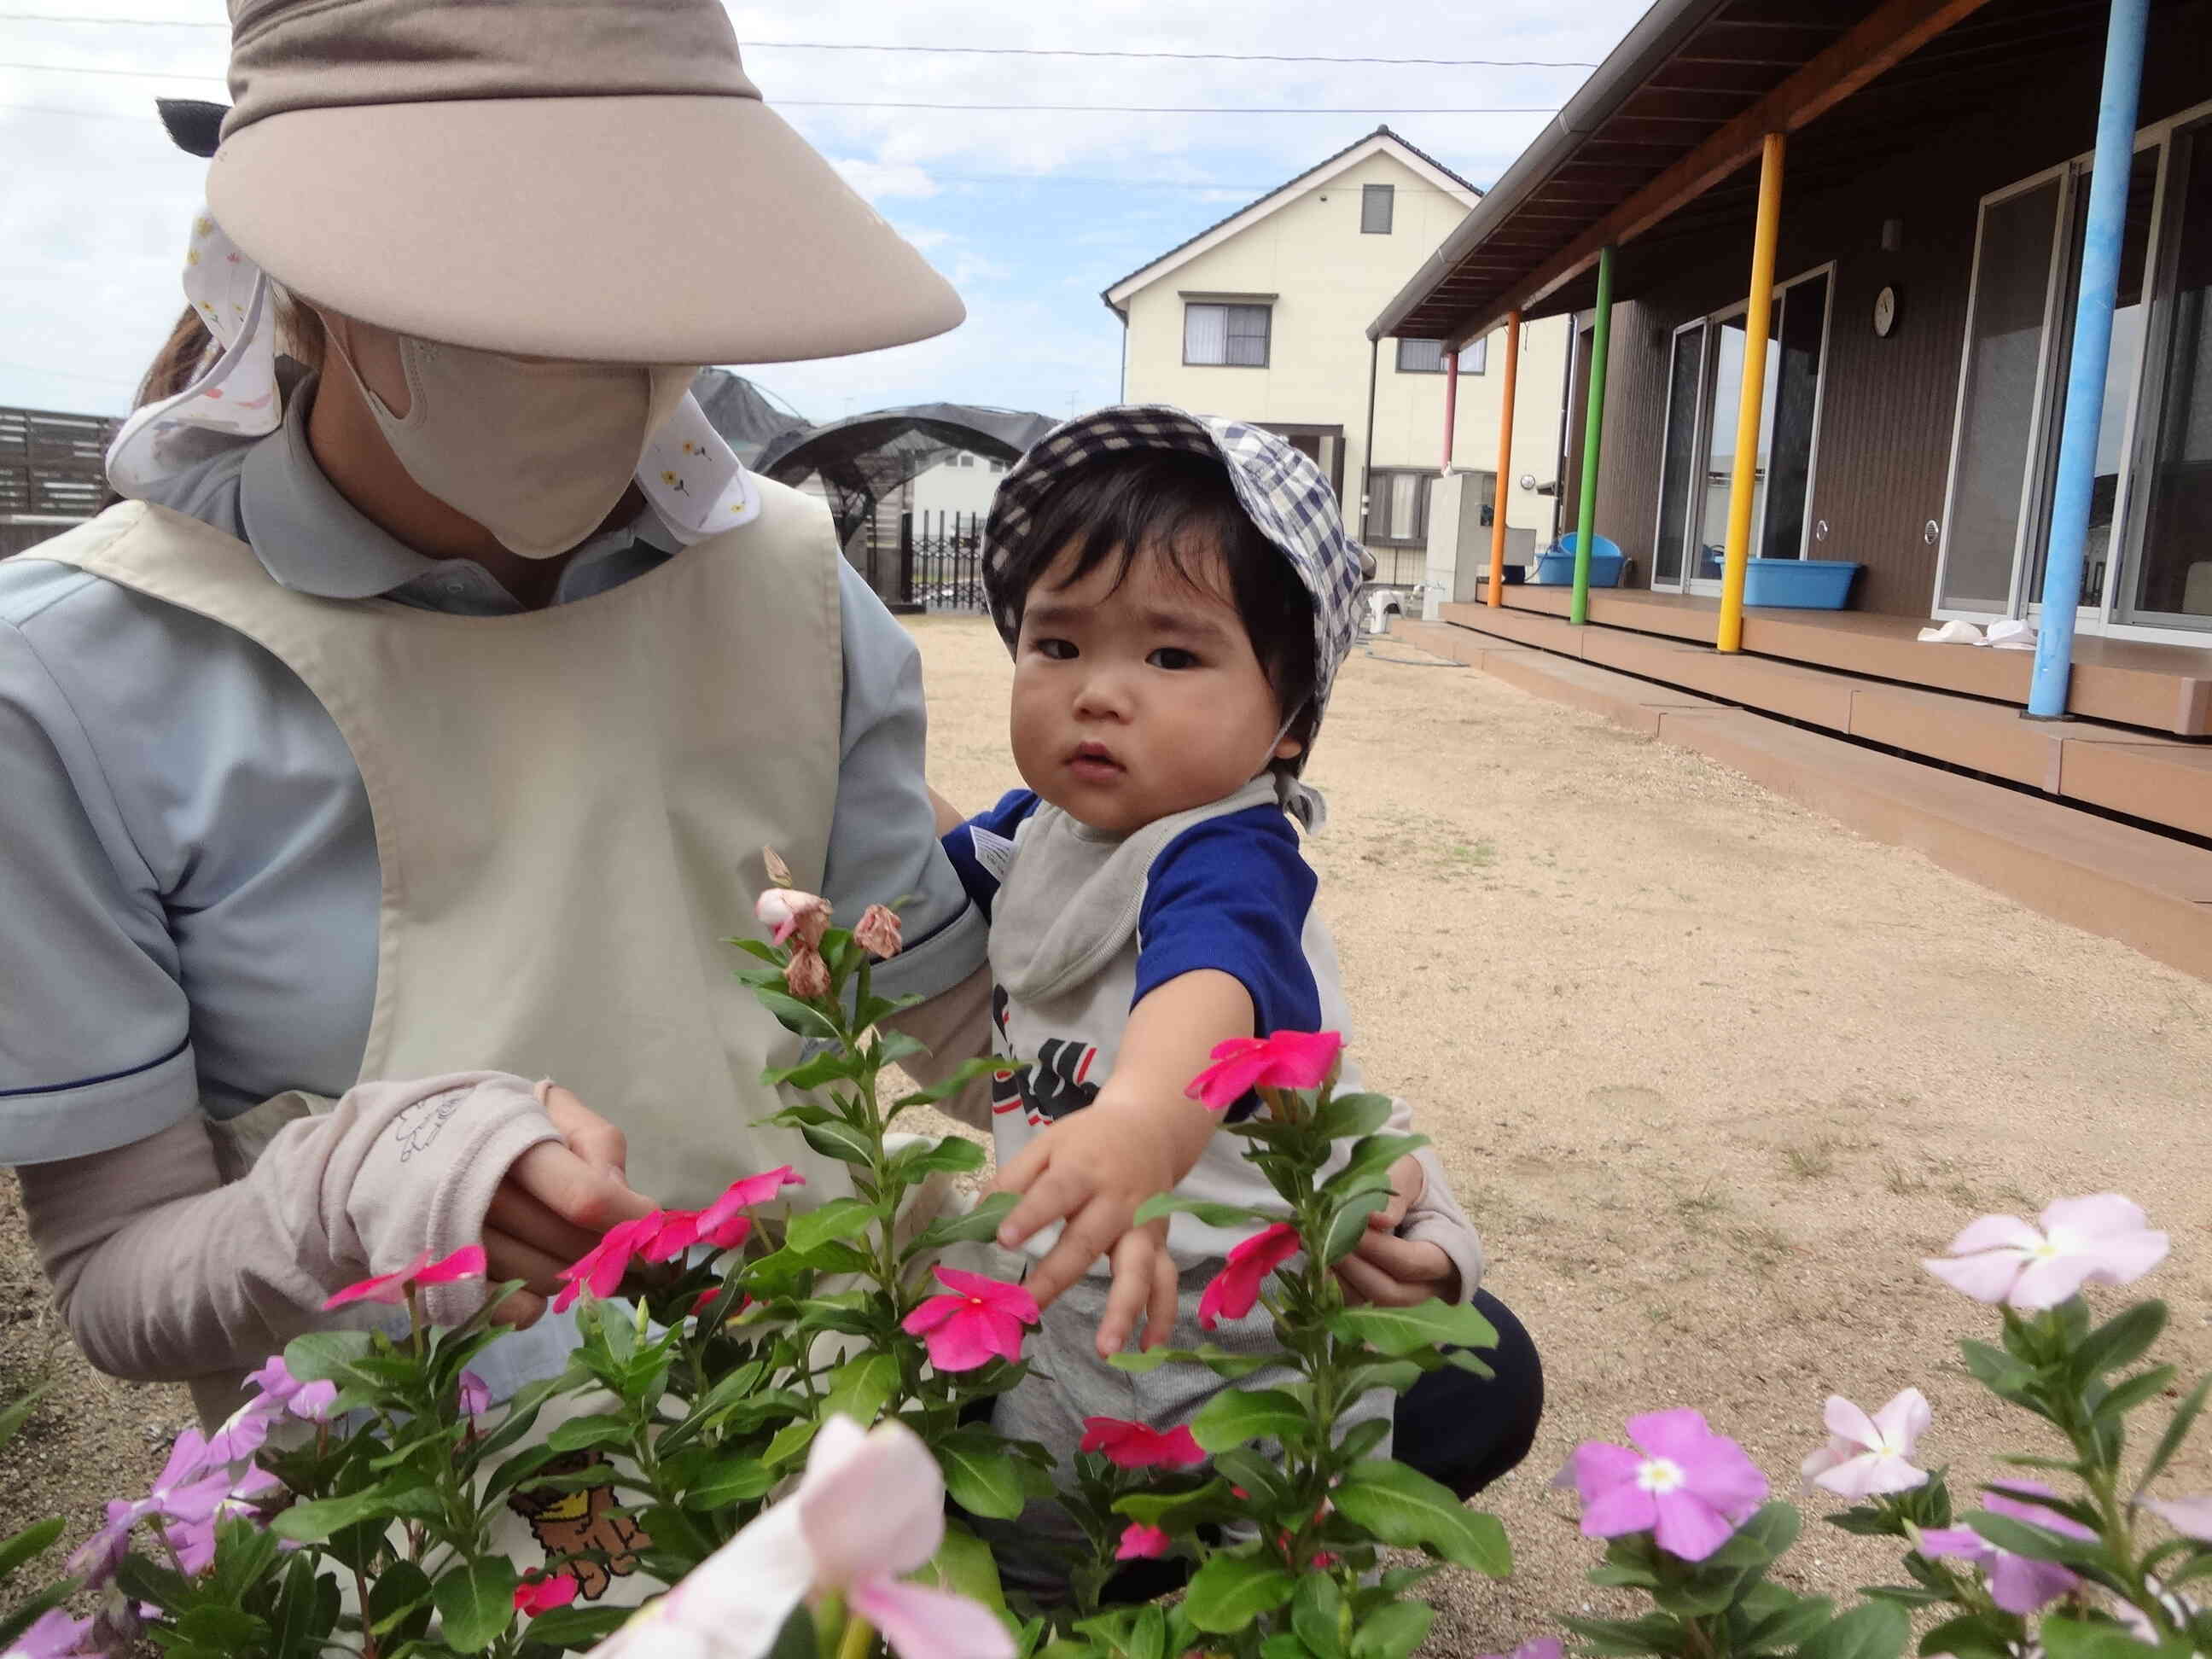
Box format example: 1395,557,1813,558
0,0,1650,424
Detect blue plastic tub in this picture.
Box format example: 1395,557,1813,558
1530,532,1625,588
1743,558,1861,609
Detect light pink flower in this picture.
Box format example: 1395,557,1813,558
1801,1389,1931,1499
1185,1030,1344,1111
901,1266,1039,1372
854,905,904,960
784,943,831,999
2145,1496,2212,1541
457,1371,492,1420
1080,1417,1207,1470
203,1394,281,1462
595,1416,1011,1659
70,1429,235,1585
756,888,832,950
694,1166,804,1247
1924,1195,2167,1310
1482,1640,1565,1659
1565,1409,1770,1562
1196,1223,1301,1330
10,1609,94,1658
552,1217,655,1313
514,1573,580,1615
1918,1483,2094,1613
323,1243,487,1310
1115,1522,1171,1561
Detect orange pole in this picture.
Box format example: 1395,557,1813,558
1487,314,1521,608
1441,346,1459,470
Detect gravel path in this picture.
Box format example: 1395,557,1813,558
7,610,2209,1656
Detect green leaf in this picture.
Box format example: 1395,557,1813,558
1797,1600,1911,1659
1331,1459,1511,1574
1708,1500,1800,1568
1323,1133,1431,1199
1739,1592,1835,1650
889,1136,989,1179
1960,1339,2039,1400
1349,1604,1435,1659
2100,1366,2180,1419
891,1056,1016,1111
365,1558,436,1646
1968,1511,2107,1568
1313,1092,1394,1143
431,1557,520,1655
0,1585,71,1655
788,1197,882,1257
1558,1611,1688,1657
1109,1343,1273,1379
2145,1374,2212,1488
681,1458,777,1510
906,1191,1022,1256
937,1429,1026,1520
798,1117,876,1166
763,1417,819,1468
910,1519,1010,1619
2077,1302,2168,1379
823,1351,901,1428
270,1480,432,1543
1330,1298,1499,1358
1340,1359,1425,1397
0,1516,63,1586
1190,1387,1309,1452
0,1387,47,1458
520,1604,640,1650
1182,1552,1297,1633
1291,1569,1345,1658
545,1416,632,1454
1133,1193,1273,1229
2039,1620,2168,1659
754,986,843,1041
282,1329,380,1388
1321,1190,1391,1266
762,1049,861,1091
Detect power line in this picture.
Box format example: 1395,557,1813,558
0,16,1600,67
0,57,220,80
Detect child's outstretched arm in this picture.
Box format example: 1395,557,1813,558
993,967,1253,1356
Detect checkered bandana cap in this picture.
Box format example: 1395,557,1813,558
981,404,1372,778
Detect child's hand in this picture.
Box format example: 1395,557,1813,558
994,1102,1184,1351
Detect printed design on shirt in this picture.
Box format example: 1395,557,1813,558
988,984,1023,1115
506,1450,649,1598
389,1086,469,1163
1020,1036,1102,1126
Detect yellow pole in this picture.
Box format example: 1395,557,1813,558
1717,131,1786,655
1487,311,1522,608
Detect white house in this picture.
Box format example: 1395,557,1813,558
1103,126,1571,585
908,449,1009,521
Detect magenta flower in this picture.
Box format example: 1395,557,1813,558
1565,1409,1770,1562
1918,1483,2094,1613
323,1243,486,1309
1924,1194,2167,1310
694,1165,804,1250
1080,1417,1206,1470
10,1609,93,1658
551,1216,655,1313
1800,1389,1931,1499
1185,1030,1344,1111
514,1572,580,1615
901,1266,1039,1371
1197,1223,1301,1330
634,1208,703,1265
457,1371,492,1420
1115,1522,1172,1561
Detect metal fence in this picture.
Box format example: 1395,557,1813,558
903,509,987,614
2,405,119,557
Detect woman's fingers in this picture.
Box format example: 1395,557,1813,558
505,1138,659,1237
1368,1153,1424,1231
481,1225,576,1299
488,1287,547,1330
1350,1230,1452,1284
484,1182,613,1270
537,1081,630,1179
1332,1249,1417,1307
1096,1234,1153,1357
994,1156,1079,1249
1143,1239,1177,1351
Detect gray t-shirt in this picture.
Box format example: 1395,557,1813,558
0,382,982,1164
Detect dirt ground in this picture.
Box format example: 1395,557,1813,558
6,610,2210,1656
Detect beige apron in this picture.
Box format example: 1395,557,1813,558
38,487,869,1604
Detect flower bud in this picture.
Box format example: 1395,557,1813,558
755,888,832,950
785,943,831,1000
854,904,904,960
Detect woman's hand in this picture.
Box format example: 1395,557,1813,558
1332,1152,1461,1308
484,1083,660,1328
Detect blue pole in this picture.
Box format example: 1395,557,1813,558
2027,0,2150,719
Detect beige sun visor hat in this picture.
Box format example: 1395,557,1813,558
207,0,964,362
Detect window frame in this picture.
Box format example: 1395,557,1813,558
1182,300,1273,369
1362,183,1395,235
1394,335,1489,375
1365,466,1434,548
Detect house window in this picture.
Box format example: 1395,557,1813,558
987,457,1007,473
1361,183,1394,235
1366,469,1431,546
1184,301,1272,367
1650,265,1832,590
956,452,975,468
1395,336,1489,375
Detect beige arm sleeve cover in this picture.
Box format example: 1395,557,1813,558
1383,1094,1485,1303
880,963,997,1133
19,1072,560,1383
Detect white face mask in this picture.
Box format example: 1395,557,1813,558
337,332,699,558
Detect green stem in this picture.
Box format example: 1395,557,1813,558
835,1611,878,1659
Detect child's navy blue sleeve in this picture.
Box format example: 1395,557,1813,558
940,789,1041,923
1133,806,1321,1037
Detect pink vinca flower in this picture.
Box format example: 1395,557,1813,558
11,1609,94,1659
595,1416,1011,1659
1924,1194,2167,1311
1565,1409,1771,1562
1186,1030,1344,1111
166,1466,287,1575
1197,1223,1302,1330
1080,1417,1206,1470
514,1572,581,1615
70,1428,236,1584
756,888,832,950
1801,1388,1932,1499
2146,1496,2212,1542
853,904,904,960
1482,1641,1566,1659
457,1371,492,1420
1115,1522,1172,1561
1918,1483,2094,1614
552,1216,655,1313
635,1208,703,1265
323,1243,486,1310
902,1266,1039,1372
693,1165,804,1247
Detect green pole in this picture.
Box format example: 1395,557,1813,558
1571,244,1615,626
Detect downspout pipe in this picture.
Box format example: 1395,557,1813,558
1362,334,1381,550
1570,246,1615,626
2028,0,2151,719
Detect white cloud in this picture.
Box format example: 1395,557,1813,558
830,156,939,201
